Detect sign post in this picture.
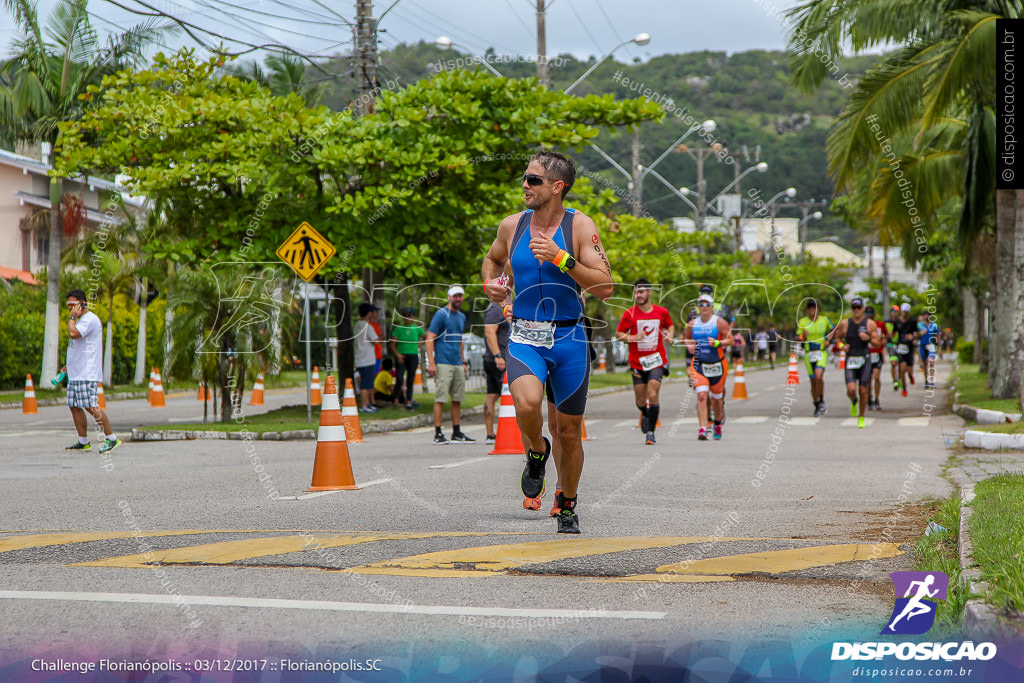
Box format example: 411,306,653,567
276,222,337,423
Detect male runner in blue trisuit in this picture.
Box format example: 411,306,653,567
483,150,613,534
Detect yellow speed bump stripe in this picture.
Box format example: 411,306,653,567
601,543,903,582
0,531,217,554
73,531,519,569
351,536,754,578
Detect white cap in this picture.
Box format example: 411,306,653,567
698,294,714,304
447,285,465,297
900,303,911,312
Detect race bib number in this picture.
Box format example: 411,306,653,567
846,355,866,369
870,352,881,363
639,352,663,371
926,343,937,353
808,350,824,363
897,344,910,355
510,319,554,349
701,361,723,378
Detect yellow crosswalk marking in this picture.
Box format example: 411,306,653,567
599,543,904,582
73,531,519,569
351,536,752,577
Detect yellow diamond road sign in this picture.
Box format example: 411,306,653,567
276,222,336,281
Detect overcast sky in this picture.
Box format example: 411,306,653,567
3,0,808,62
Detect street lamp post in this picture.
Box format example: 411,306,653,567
799,210,823,261
564,33,651,94
765,187,796,263
435,36,505,77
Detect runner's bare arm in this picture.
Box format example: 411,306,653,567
717,318,733,345
868,320,882,347
570,212,613,300
482,215,517,303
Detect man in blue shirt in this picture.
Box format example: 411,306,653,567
426,285,473,444
918,313,940,390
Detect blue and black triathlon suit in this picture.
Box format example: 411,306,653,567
507,209,590,416
844,318,872,387
892,319,917,367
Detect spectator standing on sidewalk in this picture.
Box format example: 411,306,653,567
390,307,425,409
425,285,473,444
482,300,511,445
63,289,120,453
354,302,381,413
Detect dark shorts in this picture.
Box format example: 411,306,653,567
630,365,667,385
898,352,915,368
357,364,376,391
844,356,872,387
507,324,590,416
768,341,778,352
483,357,504,395
870,350,884,371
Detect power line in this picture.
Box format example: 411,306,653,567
566,0,604,56
502,0,534,41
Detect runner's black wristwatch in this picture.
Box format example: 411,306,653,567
564,255,576,270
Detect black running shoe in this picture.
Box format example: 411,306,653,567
521,437,550,498
433,432,449,445
645,431,656,445
451,431,475,443
557,509,580,534
65,441,90,451
640,414,649,434
819,401,827,416
813,401,822,417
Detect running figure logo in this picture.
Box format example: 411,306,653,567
881,571,949,635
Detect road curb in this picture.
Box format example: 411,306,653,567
962,430,1024,451
953,404,1022,425
1,391,146,410
957,484,1003,638
127,384,635,442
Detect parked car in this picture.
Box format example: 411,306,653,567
463,332,486,375
613,339,629,365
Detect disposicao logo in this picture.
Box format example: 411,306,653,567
882,571,948,635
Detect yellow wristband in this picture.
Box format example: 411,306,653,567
551,249,570,273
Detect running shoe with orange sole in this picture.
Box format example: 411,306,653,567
549,487,563,516
523,496,542,511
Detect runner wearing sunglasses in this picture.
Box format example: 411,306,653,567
482,150,613,534
681,293,733,441
827,297,882,428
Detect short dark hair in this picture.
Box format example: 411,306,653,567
66,289,87,301
531,150,575,193
358,302,374,318
634,278,652,290
381,357,393,371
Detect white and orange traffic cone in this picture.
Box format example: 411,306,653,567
22,374,38,414
414,365,424,393
786,353,801,385
598,349,607,372
306,375,358,491
148,367,156,404
249,373,265,405
340,377,364,444
97,382,107,409
732,360,748,400
581,416,591,441
838,348,846,370
310,366,321,406
150,370,166,407
490,372,524,455
197,382,207,401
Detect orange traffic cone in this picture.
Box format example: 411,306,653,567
22,374,38,414
310,366,321,406
249,373,265,405
838,348,846,370
598,349,607,372
97,382,107,409
731,360,748,400
151,370,166,407
490,372,525,455
341,377,364,444
414,365,424,392
581,416,591,441
148,368,156,404
786,353,801,385
197,382,207,401
307,375,358,491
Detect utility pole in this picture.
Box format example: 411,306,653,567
356,0,377,115
630,127,641,216
536,0,549,88
676,145,719,231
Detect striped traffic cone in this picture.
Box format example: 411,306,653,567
249,373,265,405
148,368,156,404
22,374,38,414
786,353,801,385
598,349,607,372
310,366,321,406
838,348,847,370
151,370,166,407
197,382,207,401
731,360,748,400
97,382,107,409
307,375,358,491
490,372,524,455
414,365,424,393
341,377,364,443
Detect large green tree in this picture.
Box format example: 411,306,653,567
0,0,168,382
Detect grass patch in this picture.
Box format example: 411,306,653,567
139,392,487,433
971,422,1024,435
971,474,1024,622
953,364,1022,414
587,372,635,389
911,494,968,634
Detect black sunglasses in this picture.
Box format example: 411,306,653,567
851,304,863,309
522,173,556,187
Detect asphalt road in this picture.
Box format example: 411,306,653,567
0,358,962,674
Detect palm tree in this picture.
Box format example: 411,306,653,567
785,0,1021,396
0,0,169,382
229,53,326,105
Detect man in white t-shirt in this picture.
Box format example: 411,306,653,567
353,302,381,412
63,289,120,453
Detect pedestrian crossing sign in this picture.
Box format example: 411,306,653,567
276,222,337,281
